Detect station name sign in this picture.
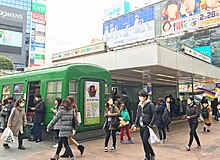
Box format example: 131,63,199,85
52,42,106,61
182,45,211,64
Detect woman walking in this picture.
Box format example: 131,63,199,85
60,96,85,157
47,99,76,160
103,98,120,152
201,99,212,132
3,98,27,150
185,97,201,151
155,98,167,144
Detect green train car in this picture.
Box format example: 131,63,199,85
0,63,111,132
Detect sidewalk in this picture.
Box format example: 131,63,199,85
0,120,220,160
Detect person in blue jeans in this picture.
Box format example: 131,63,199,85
30,95,45,142
132,90,156,160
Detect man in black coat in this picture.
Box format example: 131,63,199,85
133,90,156,160
31,95,45,142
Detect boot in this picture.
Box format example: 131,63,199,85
60,151,68,158
50,154,59,160
78,144,85,155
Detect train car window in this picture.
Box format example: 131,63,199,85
46,81,62,106
105,83,111,100
2,85,11,100
69,81,78,103
13,84,24,100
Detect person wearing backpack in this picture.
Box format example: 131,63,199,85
184,97,201,151
201,99,212,132
155,98,167,144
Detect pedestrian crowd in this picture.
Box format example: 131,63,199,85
0,90,218,160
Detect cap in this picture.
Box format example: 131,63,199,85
121,91,127,95
138,90,148,97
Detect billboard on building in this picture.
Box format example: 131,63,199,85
0,5,26,66
104,1,130,20
161,0,220,36
32,0,46,15
103,6,155,48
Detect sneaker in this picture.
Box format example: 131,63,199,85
185,146,190,151
160,140,163,144
104,147,108,152
151,155,156,160
163,139,166,144
18,146,25,150
78,144,85,155
196,145,201,149
120,140,127,144
111,146,116,151
3,144,10,149
207,129,210,132
127,139,134,144
53,143,58,148
203,127,206,132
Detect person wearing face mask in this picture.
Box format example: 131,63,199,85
184,97,201,151
3,98,27,150
30,95,45,143
132,90,156,160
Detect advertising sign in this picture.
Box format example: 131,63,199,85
103,6,155,48
194,46,211,60
0,29,22,47
84,81,100,125
199,9,220,27
52,42,106,61
32,12,45,24
104,1,130,20
32,2,46,14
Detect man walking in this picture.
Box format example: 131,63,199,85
133,90,156,160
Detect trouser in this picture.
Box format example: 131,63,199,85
104,129,116,148
157,126,166,140
18,131,23,147
55,129,59,138
120,126,131,141
140,127,155,159
188,122,201,147
56,137,74,158
33,123,42,140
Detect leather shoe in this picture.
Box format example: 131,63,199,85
36,139,42,143
18,146,25,150
28,138,36,142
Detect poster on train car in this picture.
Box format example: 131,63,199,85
84,81,100,125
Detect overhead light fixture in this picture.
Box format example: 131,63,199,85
132,69,143,73
157,78,177,83
156,74,175,79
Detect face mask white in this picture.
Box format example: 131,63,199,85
20,103,25,107
139,96,144,102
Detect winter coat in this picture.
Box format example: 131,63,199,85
47,107,73,137
155,102,166,128
202,105,213,124
7,107,27,136
134,99,156,128
33,100,45,124
186,103,199,124
52,105,60,130
103,105,120,130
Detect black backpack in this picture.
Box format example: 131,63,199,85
201,106,209,118
161,107,170,124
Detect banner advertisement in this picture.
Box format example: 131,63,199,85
0,29,22,47
103,6,155,48
161,0,220,36
32,2,46,14
84,81,100,125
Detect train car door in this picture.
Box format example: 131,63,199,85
26,81,40,123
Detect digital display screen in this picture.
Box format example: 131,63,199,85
0,29,22,47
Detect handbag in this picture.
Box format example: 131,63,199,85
72,115,79,130
110,118,120,128
0,127,15,143
22,125,32,139
148,127,159,144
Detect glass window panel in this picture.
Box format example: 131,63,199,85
47,81,62,92
46,93,61,106
69,81,77,92
14,84,24,93
2,85,10,95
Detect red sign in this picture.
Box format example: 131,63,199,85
32,12,45,24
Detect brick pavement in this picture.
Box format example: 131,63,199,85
0,120,220,160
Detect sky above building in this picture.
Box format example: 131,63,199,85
45,0,154,63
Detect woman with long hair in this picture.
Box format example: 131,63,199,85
47,99,76,160
185,97,201,151
3,98,27,150
60,96,85,158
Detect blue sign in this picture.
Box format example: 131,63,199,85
103,6,155,47
35,42,45,48
194,46,212,63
